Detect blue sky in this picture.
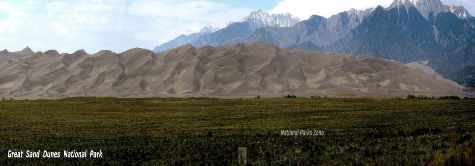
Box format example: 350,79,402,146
0,0,473,53
216,0,280,10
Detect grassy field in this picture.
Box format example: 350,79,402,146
0,97,474,165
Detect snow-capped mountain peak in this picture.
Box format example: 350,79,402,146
448,5,472,18
391,0,417,7
199,26,218,34
390,0,472,19
244,10,300,28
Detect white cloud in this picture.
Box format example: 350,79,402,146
128,0,251,47
130,0,227,18
271,0,394,19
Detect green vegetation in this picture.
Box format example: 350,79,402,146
0,97,474,165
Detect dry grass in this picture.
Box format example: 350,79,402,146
0,97,474,165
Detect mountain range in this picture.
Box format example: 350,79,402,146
153,10,300,52
392,0,471,19
0,43,463,99
154,0,475,86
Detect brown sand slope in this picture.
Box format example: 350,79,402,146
0,43,463,99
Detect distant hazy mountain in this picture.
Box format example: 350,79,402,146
153,10,300,53
0,43,462,99
153,26,217,53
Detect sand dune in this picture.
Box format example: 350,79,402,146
0,43,463,99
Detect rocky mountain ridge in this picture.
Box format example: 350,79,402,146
390,0,471,18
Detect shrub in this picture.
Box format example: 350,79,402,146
285,95,297,99
406,95,435,100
